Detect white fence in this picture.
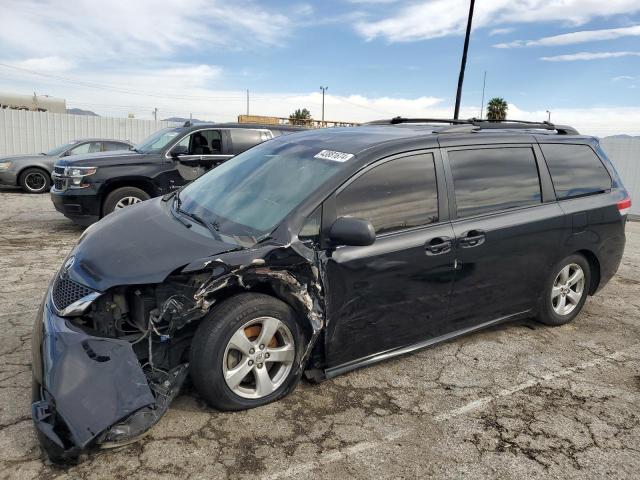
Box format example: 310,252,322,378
0,110,179,155
600,136,640,216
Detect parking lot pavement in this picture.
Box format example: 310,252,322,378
0,188,638,480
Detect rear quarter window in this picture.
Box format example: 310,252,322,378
540,144,612,200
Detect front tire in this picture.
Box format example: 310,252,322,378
19,168,50,193
190,293,305,411
103,186,150,216
537,254,591,326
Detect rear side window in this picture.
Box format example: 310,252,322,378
336,153,438,235
104,141,130,151
540,144,611,199
230,129,267,154
68,141,101,155
449,147,541,218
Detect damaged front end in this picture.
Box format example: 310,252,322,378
31,279,194,462
32,240,325,463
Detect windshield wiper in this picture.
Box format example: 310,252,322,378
185,212,221,240
187,211,222,241
173,193,221,241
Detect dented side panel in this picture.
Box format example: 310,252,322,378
185,241,327,369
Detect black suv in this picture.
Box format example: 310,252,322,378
32,119,630,461
50,122,302,225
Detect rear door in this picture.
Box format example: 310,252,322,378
323,150,457,371
443,144,565,331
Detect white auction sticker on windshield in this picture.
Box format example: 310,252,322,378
314,150,354,162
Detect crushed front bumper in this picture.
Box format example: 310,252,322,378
31,300,187,463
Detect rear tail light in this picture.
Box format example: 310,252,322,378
617,197,631,216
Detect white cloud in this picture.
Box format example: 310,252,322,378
612,75,635,81
540,51,640,61
11,56,75,73
0,62,443,122
489,28,515,36
0,0,296,62
355,0,640,42
494,25,640,48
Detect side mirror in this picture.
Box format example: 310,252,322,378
329,217,376,247
170,145,189,158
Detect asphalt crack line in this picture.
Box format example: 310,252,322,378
261,342,640,480
261,430,405,480
434,342,640,422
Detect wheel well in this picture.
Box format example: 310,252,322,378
576,249,601,295
100,180,156,215
207,284,316,344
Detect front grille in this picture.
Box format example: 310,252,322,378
51,275,94,312
53,178,66,190
53,166,65,175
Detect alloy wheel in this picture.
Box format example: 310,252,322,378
114,196,142,210
222,316,295,399
551,263,585,316
25,171,47,192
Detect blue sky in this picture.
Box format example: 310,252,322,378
0,0,639,135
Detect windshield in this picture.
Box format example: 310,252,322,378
46,141,77,156
178,139,348,241
135,127,182,153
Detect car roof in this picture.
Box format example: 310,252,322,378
72,138,133,144
179,122,306,132
267,123,594,156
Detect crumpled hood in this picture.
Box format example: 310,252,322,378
67,197,241,291
55,150,145,168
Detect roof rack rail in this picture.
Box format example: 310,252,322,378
365,117,470,125
365,117,579,135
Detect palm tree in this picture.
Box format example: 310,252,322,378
289,108,312,126
486,97,508,121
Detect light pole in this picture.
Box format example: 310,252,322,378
480,71,487,119
320,86,328,123
454,0,475,120
546,110,551,123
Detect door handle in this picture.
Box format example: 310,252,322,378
425,236,452,255
459,229,486,248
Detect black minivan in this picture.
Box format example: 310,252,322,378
32,119,630,461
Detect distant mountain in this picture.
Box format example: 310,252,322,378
162,117,211,123
67,108,99,116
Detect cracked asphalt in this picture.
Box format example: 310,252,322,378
1,187,639,479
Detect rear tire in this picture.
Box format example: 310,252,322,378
190,293,305,411
537,254,591,326
19,168,50,193
103,186,150,216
